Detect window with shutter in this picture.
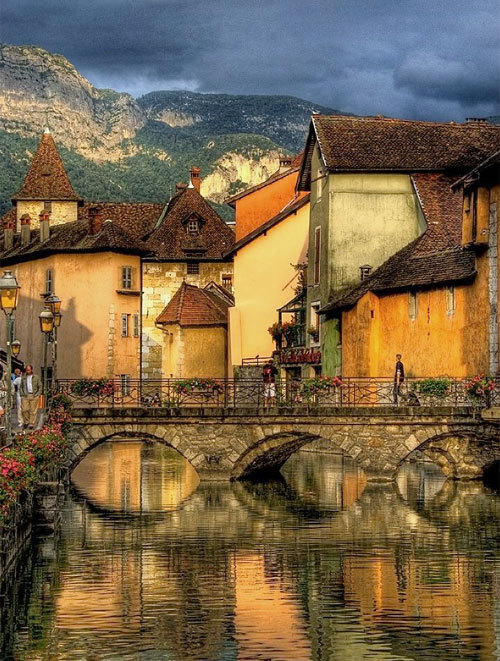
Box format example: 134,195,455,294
45,269,54,294
133,314,140,337
121,266,132,289
121,314,129,337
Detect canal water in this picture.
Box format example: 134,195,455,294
1,441,500,661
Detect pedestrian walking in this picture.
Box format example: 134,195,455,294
12,368,23,430
393,354,405,404
20,365,42,430
262,360,278,408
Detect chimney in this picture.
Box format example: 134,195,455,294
279,155,293,173
88,206,104,235
176,182,188,193
190,166,201,192
39,210,51,243
3,217,14,251
20,213,31,246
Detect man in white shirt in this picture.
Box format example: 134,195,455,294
12,368,23,429
19,365,42,429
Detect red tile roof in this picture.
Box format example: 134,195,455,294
13,131,81,202
320,173,476,313
156,281,230,327
298,116,500,190
79,202,165,239
146,187,234,260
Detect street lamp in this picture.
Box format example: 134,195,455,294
44,293,62,392
0,270,20,439
39,306,54,407
11,340,21,358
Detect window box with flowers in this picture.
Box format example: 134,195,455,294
70,378,118,402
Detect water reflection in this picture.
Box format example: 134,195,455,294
71,440,199,512
2,445,500,660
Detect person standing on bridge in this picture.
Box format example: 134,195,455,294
262,360,278,408
393,354,405,404
19,365,42,430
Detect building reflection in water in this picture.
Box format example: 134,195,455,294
4,446,500,661
71,440,200,512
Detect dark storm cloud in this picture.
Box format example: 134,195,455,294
1,0,499,121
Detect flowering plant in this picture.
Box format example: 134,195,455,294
70,378,117,398
464,375,497,405
173,378,223,396
301,375,342,399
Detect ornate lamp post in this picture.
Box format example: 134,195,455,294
11,340,21,359
45,294,62,392
0,270,20,439
39,305,54,409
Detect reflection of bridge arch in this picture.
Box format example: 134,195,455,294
66,411,499,482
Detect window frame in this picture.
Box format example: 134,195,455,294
133,313,140,338
121,313,129,337
187,262,200,275
121,266,133,290
313,226,321,286
45,268,54,295
310,301,321,346
408,291,418,320
187,219,199,236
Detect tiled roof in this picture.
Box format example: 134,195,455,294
298,116,500,190
0,218,149,266
226,193,310,256
452,149,500,190
146,187,234,260
156,281,230,327
320,174,476,313
12,131,81,202
79,202,165,239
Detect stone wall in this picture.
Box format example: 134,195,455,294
67,407,499,483
142,260,233,379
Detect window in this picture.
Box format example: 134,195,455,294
222,274,233,290
409,292,418,320
45,269,54,294
133,314,140,338
446,287,456,315
316,168,323,200
360,265,372,281
121,266,133,289
187,262,200,275
187,219,199,235
43,201,52,212
310,301,321,345
120,374,130,397
121,313,129,337
313,227,321,285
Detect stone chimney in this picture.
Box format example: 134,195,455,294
20,213,31,246
88,206,104,235
39,210,51,243
176,182,188,193
190,166,201,192
279,156,293,173
3,217,14,251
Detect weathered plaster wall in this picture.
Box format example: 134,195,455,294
3,252,141,379
229,202,309,367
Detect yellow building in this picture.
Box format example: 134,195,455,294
296,115,500,375
155,281,233,378
320,155,500,377
0,131,235,381
228,194,310,368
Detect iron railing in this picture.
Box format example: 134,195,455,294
54,377,500,410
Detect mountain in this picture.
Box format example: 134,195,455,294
0,43,343,217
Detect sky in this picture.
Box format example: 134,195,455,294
1,0,499,121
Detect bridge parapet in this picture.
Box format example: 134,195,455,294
56,377,499,410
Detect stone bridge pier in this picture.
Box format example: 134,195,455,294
65,407,500,483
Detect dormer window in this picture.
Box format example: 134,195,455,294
360,265,372,281
187,219,199,236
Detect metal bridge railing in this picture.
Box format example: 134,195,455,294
53,377,500,410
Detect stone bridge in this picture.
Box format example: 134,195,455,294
64,405,500,482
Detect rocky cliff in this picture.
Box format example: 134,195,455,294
0,43,342,215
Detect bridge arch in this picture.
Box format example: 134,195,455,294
65,414,498,483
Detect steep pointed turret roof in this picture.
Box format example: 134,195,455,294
12,130,81,202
